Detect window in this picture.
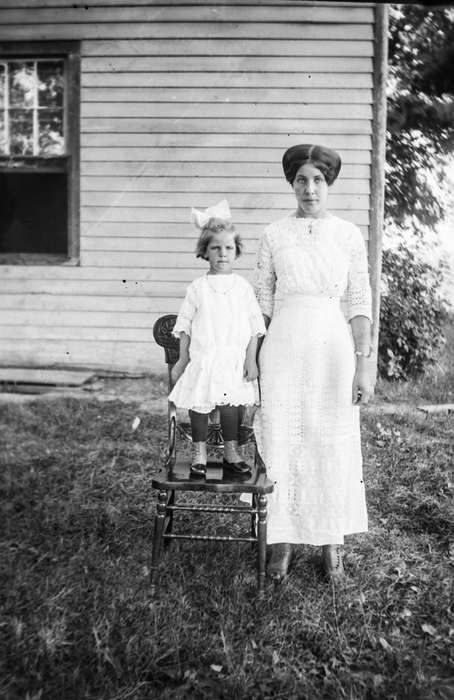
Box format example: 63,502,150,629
0,42,80,264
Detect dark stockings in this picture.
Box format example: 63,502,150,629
189,405,239,442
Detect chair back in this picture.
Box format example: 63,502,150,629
153,314,180,366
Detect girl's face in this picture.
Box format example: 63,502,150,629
292,162,329,218
206,230,236,274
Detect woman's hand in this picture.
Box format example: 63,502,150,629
352,362,374,405
244,356,259,382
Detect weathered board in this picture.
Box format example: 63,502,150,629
0,368,94,385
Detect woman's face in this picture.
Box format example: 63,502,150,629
292,162,329,218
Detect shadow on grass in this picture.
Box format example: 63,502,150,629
1,399,453,699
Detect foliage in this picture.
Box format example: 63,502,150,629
1,395,454,699
379,234,450,380
386,5,454,230
379,6,454,381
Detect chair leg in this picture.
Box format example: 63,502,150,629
250,493,257,547
151,489,168,592
257,494,268,595
164,490,175,549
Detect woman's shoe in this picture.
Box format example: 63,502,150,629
267,543,293,581
322,545,345,580
190,463,207,478
222,459,251,475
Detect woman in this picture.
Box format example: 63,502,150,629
254,144,373,580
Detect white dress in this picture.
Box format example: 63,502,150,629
253,213,372,546
169,273,266,414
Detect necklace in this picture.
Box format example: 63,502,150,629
294,217,317,242
205,274,236,295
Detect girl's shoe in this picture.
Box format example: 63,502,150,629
322,545,345,580
190,463,207,478
267,543,293,581
222,458,251,475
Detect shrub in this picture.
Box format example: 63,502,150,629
378,234,450,380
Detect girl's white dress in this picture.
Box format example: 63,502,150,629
169,273,266,413
254,213,372,546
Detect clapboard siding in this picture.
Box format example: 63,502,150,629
81,193,370,209
0,1,374,8
0,23,374,41
1,280,194,296
83,73,373,88
81,162,372,178
81,208,371,225
81,144,372,158
81,223,370,238
0,1,379,373
82,57,372,72
84,39,374,57
0,6,374,23
82,104,373,119
81,177,370,194
1,326,156,342
83,87,373,103
81,119,371,134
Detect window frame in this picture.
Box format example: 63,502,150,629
0,40,80,265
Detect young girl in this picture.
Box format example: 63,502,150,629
169,200,266,478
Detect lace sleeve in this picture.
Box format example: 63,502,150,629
346,226,372,321
172,282,198,337
254,230,276,318
245,282,267,336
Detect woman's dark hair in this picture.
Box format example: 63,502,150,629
282,144,342,186
195,217,243,260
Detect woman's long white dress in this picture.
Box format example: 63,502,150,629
254,213,372,546
169,273,266,414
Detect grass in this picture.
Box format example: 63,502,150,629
1,361,453,698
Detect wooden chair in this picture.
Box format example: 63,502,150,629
151,314,274,595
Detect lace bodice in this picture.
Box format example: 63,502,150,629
254,214,372,321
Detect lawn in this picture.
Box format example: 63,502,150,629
1,361,453,698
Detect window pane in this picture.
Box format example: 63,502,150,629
9,108,34,155
0,171,68,255
39,108,64,155
9,61,35,107
0,63,5,108
37,60,64,108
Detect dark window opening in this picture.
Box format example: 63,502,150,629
0,172,67,254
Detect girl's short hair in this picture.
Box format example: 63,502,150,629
195,217,243,260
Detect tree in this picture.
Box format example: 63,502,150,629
379,5,454,380
386,5,454,231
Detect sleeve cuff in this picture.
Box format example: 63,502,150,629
347,306,372,322
171,319,191,337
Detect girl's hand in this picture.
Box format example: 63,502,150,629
244,357,259,382
352,364,374,405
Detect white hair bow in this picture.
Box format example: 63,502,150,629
190,199,231,229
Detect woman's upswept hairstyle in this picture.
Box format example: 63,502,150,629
195,217,243,260
282,143,342,186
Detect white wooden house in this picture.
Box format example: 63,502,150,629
0,1,387,374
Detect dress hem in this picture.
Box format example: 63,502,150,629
170,399,260,414
267,526,368,547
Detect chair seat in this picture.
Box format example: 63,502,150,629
152,458,274,494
